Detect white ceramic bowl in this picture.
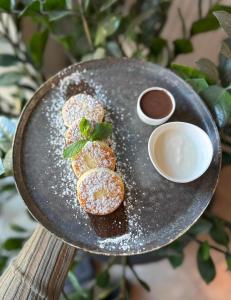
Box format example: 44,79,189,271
137,87,175,126
148,122,213,183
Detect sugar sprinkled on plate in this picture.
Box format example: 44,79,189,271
42,67,145,252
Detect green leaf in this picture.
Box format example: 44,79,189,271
1,183,16,192
201,85,231,127
196,58,220,83
201,241,210,260
3,148,13,176
69,291,92,300
10,224,27,233
0,54,19,66
97,287,118,300
90,122,112,141
56,35,74,51
68,271,88,298
191,16,219,35
0,0,11,11
189,218,212,235
0,158,4,175
0,256,8,273
187,78,209,93
63,140,87,159
197,244,216,284
48,11,73,22
106,41,122,57
209,4,231,15
171,64,214,84
213,11,231,36
0,255,7,268
28,30,48,68
19,0,41,17
96,270,110,287
226,254,231,271
100,0,118,12
173,38,193,55
221,41,231,58
84,0,90,12
210,222,229,247
167,240,184,268
3,237,25,250
150,37,167,56
44,0,67,10
0,72,22,86
168,253,184,268
79,117,92,139
95,16,120,46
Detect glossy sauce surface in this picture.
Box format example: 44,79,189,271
140,90,172,119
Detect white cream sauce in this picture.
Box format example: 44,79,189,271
154,129,199,180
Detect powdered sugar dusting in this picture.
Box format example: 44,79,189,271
84,71,145,251
42,67,145,252
59,71,81,97
65,121,82,145
62,93,104,127
72,141,116,177
78,168,123,215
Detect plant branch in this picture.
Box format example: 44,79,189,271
204,212,231,231
198,0,203,19
77,0,93,50
177,8,187,39
188,233,230,255
118,257,127,299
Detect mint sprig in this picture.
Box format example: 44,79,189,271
79,117,92,139
63,117,113,159
63,140,87,159
90,122,112,141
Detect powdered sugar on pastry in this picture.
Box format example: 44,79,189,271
65,121,82,145
72,141,116,178
62,93,104,127
77,168,124,215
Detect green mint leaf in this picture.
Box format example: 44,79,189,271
63,140,87,159
79,117,92,139
90,122,112,141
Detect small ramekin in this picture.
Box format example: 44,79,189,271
137,87,175,126
148,122,213,183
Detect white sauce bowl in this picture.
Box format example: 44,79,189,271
148,122,213,183
137,87,176,126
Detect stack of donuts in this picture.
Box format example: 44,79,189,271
62,93,125,215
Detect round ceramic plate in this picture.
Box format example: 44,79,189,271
13,58,221,255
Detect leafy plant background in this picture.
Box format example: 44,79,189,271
0,0,231,299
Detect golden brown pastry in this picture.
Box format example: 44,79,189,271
62,93,104,127
77,168,124,215
72,141,116,178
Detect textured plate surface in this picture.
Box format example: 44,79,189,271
13,58,221,255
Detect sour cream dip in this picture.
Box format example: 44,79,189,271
148,122,213,183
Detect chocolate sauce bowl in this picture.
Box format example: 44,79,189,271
137,87,175,126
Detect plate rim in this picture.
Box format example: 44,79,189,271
13,57,222,255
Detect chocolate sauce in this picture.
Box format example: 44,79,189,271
140,90,173,119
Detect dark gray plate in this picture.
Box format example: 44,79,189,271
13,58,221,255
